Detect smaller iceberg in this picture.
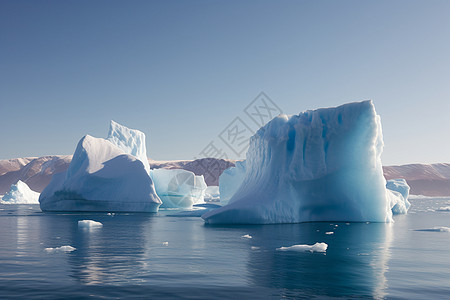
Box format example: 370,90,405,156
150,169,207,208
276,242,328,253
1,180,40,204
39,122,161,212
386,179,411,215
44,245,76,253
204,186,220,202
78,220,103,228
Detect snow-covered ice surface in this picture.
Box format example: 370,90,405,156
78,220,103,228
204,101,409,224
107,120,151,175
1,180,40,204
276,242,328,253
39,122,161,212
150,168,206,208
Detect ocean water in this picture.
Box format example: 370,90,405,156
0,197,449,299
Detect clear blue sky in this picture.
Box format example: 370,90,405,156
1,0,449,165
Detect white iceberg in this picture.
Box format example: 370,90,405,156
44,245,76,253
39,122,161,212
204,101,409,224
276,242,328,253
150,168,206,208
386,179,411,214
107,120,151,175
218,160,246,205
204,186,220,202
1,180,40,204
78,220,103,228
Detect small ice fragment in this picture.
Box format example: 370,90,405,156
346,223,350,225
251,246,260,250
437,206,450,211
241,234,252,239
325,232,334,235
78,220,103,228
366,222,370,224
107,212,115,216
45,245,76,253
334,225,338,227
415,227,450,232
162,242,169,246
276,242,328,253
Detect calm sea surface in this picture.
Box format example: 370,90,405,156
0,197,449,299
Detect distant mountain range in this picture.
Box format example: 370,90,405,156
0,156,234,194
1,156,449,196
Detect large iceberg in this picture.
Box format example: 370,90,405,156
150,168,206,208
39,123,161,212
1,180,40,204
203,101,410,224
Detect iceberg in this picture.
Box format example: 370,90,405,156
276,243,328,253
78,220,103,228
204,186,220,202
150,168,206,208
1,180,40,204
203,100,409,224
218,161,246,205
39,122,161,212
107,120,151,175
386,179,411,214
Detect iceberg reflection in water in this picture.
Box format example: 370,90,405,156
0,198,449,299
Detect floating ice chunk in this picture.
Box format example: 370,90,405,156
150,169,206,208
251,246,260,250
39,134,161,212
204,101,406,224
415,227,450,232
45,245,76,253
107,120,151,175
219,161,246,205
241,234,252,239
325,232,334,235
162,242,169,246
386,179,411,214
1,180,40,204
276,242,328,253
437,206,450,211
78,220,103,228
